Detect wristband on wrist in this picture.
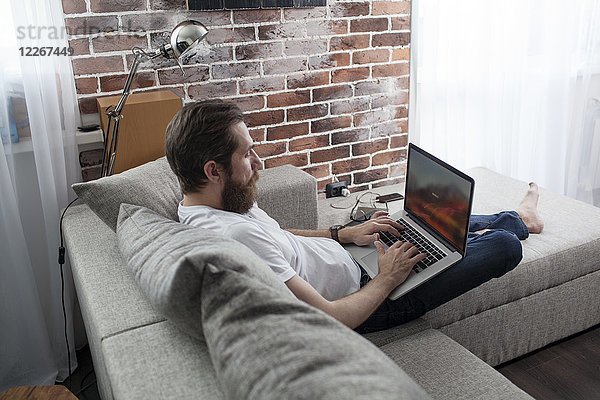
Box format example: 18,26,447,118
329,224,345,243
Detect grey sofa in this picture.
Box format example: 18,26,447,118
63,159,600,399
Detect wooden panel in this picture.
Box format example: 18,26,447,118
186,0,223,10
262,0,293,7
224,0,260,8
97,90,182,175
294,0,326,6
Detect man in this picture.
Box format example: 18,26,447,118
165,100,544,333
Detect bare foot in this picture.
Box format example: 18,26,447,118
516,182,544,234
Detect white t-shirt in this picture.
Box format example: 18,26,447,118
178,202,361,301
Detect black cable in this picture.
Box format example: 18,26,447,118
58,196,79,391
74,377,97,397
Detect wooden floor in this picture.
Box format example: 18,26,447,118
496,324,600,400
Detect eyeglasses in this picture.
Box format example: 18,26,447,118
350,191,388,222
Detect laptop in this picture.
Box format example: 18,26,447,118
343,143,475,300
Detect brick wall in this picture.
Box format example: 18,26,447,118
65,0,411,192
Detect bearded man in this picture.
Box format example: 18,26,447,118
165,100,543,333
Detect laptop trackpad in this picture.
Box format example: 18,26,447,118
361,250,379,276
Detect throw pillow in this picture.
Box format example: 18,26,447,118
117,204,431,400
72,157,181,231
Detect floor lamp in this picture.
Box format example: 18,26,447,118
100,20,209,177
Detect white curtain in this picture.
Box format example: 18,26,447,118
0,0,80,391
411,0,600,206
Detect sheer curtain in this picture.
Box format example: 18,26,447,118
410,0,600,205
0,0,80,391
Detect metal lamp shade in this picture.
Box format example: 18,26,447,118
169,20,209,60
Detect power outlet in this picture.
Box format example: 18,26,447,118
325,181,348,198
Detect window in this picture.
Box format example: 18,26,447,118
187,0,326,10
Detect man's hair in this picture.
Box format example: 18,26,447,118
165,99,244,194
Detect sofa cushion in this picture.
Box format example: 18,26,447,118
424,167,600,328
72,157,182,231
117,204,431,400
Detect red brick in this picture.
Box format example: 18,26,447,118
352,49,389,65
332,67,370,83
212,62,260,79
330,35,370,51
284,7,327,20
312,116,351,133
373,149,407,166
331,98,370,115
354,108,399,127
354,80,389,96
306,20,348,36
90,0,145,12
158,65,209,84
64,16,118,35
350,18,389,33
373,176,405,188
236,43,283,61
267,90,310,108
354,168,388,184
62,0,86,14
239,76,285,94
188,81,237,99
205,27,256,45
289,135,329,152
390,162,407,177
284,7,326,20
75,77,97,95
373,1,411,15
249,127,265,142
72,56,124,76
288,104,329,121
391,16,411,30
259,22,306,40
121,14,170,32
373,63,410,78
372,92,408,108
309,53,350,70
245,110,285,128
263,57,307,75
331,128,369,144
392,48,410,61
187,10,231,26
313,84,352,102
287,71,329,90
330,2,370,18
69,38,89,56
310,146,350,163
150,0,186,10
91,34,147,53
267,123,309,140
78,97,98,115
353,139,389,155
100,72,155,92
302,164,330,179
332,156,370,175
390,134,408,149
350,184,369,193
265,153,308,168
373,32,411,47
233,9,280,24
285,39,328,57
234,95,265,112
254,142,286,158
371,120,407,137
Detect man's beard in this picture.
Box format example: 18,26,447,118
221,170,259,214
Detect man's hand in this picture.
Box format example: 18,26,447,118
374,235,427,288
338,211,404,246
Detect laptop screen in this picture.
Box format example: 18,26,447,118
404,144,474,254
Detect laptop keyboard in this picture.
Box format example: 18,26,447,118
378,218,447,273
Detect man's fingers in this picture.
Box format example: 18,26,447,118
372,211,389,218
374,240,385,256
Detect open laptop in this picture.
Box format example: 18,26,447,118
343,143,475,300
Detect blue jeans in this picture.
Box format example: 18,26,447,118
355,211,528,334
